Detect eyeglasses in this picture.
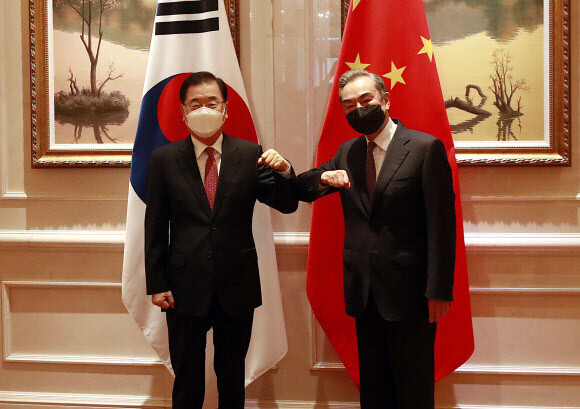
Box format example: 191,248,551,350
186,101,225,111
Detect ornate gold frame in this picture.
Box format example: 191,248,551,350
29,0,240,167
341,0,571,166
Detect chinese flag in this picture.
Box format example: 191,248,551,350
307,0,474,386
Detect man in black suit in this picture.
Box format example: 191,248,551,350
297,69,456,409
145,72,298,409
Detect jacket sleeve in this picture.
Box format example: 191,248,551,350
295,143,344,203
255,145,299,214
422,138,456,301
144,150,171,295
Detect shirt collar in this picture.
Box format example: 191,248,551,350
191,133,223,159
366,117,397,151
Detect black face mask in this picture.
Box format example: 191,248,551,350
346,104,386,135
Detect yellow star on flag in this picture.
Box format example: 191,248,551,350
346,53,370,70
383,62,406,89
418,36,434,61
353,0,364,10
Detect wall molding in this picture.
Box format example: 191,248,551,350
1,192,127,201
454,365,580,376
464,232,580,254
310,361,580,377
0,230,125,252
248,402,580,409
469,287,580,295
310,286,580,374
246,401,361,409
0,192,28,199
0,0,23,202
3,353,162,366
1,281,163,367
1,231,580,253
461,194,580,203
0,391,169,408
3,192,579,202
0,393,576,409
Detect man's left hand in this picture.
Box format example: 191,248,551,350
428,298,450,323
258,149,290,172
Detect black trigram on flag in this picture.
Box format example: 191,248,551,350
155,0,219,36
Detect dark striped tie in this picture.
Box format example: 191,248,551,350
366,141,376,201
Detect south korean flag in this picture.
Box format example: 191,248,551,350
122,1,288,405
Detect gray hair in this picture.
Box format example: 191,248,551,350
338,70,387,101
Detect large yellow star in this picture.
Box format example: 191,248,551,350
353,0,364,10
346,53,370,70
382,62,406,89
418,36,434,61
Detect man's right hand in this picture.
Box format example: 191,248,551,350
320,170,351,188
152,291,175,309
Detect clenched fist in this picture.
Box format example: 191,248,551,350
320,170,351,188
258,149,290,172
152,291,175,309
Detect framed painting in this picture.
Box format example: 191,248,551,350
29,0,240,167
342,0,571,166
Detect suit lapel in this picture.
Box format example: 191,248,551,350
371,122,411,211
211,134,241,218
346,136,371,214
176,137,212,218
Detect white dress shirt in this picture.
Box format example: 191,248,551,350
365,117,398,179
191,134,223,186
190,134,291,184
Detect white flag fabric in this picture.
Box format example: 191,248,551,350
121,0,288,405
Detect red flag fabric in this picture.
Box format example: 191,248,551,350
307,0,474,387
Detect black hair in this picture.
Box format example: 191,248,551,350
338,69,387,102
179,71,228,104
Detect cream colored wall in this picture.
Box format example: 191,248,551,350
0,0,578,407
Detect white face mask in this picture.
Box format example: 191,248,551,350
185,106,226,139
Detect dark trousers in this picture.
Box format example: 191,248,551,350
166,301,254,409
356,294,437,409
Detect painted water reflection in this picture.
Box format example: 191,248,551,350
425,0,544,142
53,29,149,144
55,110,130,144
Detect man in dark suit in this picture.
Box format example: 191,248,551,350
145,71,298,409
297,69,456,409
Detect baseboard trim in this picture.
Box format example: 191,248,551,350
0,393,576,409
311,362,580,376
245,400,359,409
247,403,580,409
455,364,580,376
3,353,163,366
0,391,169,408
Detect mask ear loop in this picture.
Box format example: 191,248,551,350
223,102,228,119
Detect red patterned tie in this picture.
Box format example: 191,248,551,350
204,147,218,208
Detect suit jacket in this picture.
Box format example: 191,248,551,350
297,119,456,321
145,133,298,316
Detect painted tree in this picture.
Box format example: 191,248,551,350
489,48,529,116
55,0,122,96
